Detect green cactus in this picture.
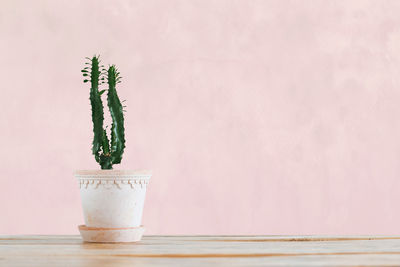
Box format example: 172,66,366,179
82,55,125,169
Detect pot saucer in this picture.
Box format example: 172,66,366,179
78,225,145,243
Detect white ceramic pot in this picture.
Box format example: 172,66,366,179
74,170,151,242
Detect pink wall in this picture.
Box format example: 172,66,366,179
2,0,400,235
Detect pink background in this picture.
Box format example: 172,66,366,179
2,0,400,235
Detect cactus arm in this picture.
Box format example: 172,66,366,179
83,56,104,164
101,129,110,155
107,65,125,164
99,129,112,169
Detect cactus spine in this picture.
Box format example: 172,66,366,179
82,55,125,169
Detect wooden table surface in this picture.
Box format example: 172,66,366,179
2,235,400,266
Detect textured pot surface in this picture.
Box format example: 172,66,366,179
75,170,151,228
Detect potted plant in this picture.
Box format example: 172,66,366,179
74,55,151,243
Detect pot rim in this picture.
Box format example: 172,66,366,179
74,169,152,178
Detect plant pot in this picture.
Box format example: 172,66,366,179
74,170,151,243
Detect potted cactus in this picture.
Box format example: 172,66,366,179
74,55,151,243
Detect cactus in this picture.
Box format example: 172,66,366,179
82,55,125,169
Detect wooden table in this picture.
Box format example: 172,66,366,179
2,235,400,266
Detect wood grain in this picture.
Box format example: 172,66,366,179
2,235,400,266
